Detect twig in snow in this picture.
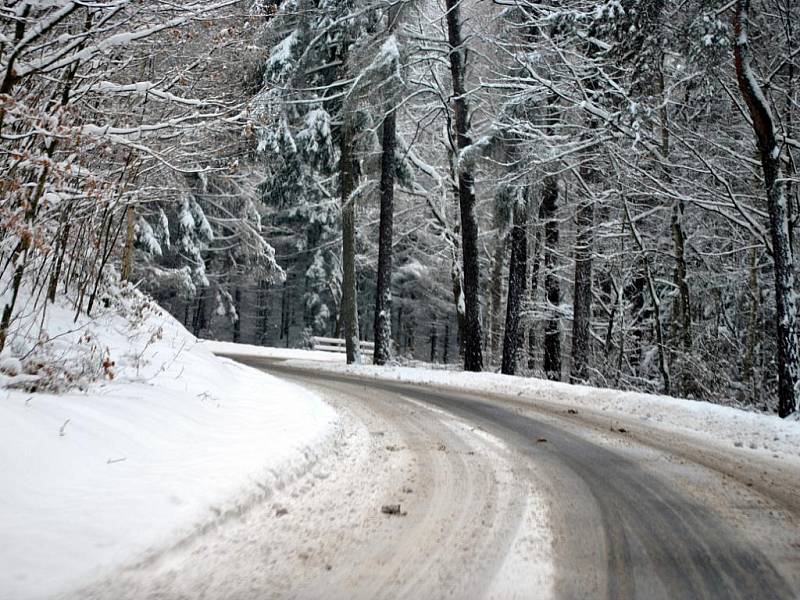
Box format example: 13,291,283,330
59,419,70,436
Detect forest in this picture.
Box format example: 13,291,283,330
1,0,798,417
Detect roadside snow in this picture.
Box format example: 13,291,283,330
321,364,800,464
201,339,346,363
0,299,337,600
208,345,800,466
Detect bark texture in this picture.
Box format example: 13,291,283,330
445,0,483,372
373,110,395,365
542,176,561,380
340,116,362,365
569,194,594,383
735,0,798,417
501,200,528,375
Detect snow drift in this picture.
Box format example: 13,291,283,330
0,288,337,600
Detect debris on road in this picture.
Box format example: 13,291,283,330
381,504,406,516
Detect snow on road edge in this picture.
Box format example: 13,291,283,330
307,362,800,465
204,343,800,466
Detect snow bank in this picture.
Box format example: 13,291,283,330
207,345,800,465
0,296,337,600
201,339,346,362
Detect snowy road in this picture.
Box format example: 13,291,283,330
76,356,800,600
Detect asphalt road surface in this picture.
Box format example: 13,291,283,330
75,357,800,600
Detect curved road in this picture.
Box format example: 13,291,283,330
77,357,800,600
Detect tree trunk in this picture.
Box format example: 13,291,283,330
735,0,799,417
121,204,136,282
256,280,270,344
443,320,450,364
279,278,288,341
233,287,242,343
489,231,507,364
743,247,759,400
542,177,561,380
340,116,362,365
569,193,594,384
430,321,438,363
501,200,528,375
193,294,207,338
373,109,395,365
527,209,544,370
445,0,483,372
48,207,72,303
396,303,404,355
670,197,692,392
451,257,466,358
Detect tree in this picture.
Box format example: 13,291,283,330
373,21,404,364
444,0,484,372
501,190,528,375
734,0,799,417
373,99,397,365
0,1,258,356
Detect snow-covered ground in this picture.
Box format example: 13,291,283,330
0,296,337,600
202,339,346,363
207,344,800,466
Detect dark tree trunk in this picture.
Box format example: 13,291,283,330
489,231,507,365
501,201,528,375
283,275,292,348
445,0,483,372
735,0,799,417
443,320,451,364
257,280,270,344
670,198,692,392
373,109,395,365
48,209,71,303
743,248,759,396
193,294,207,337
279,278,288,341
396,303,404,355
542,177,561,380
340,116,362,364
628,272,647,371
430,322,438,363
233,287,242,343
527,208,544,370
569,194,594,384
